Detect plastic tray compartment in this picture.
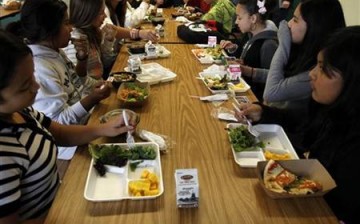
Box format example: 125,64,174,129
198,71,229,94
227,123,298,168
191,48,222,64
84,142,164,201
125,62,177,85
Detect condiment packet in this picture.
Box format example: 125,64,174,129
211,107,238,122
217,113,238,121
138,130,167,152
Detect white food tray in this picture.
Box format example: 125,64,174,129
199,72,250,94
125,62,177,85
191,48,223,64
84,142,164,201
128,45,171,59
227,123,299,168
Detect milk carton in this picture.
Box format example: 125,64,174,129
145,41,157,58
175,169,199,208
227,64,241,81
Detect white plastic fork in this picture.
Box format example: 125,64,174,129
232,103,260,137
122,110,136,148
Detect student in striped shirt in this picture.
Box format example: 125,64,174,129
0,30,135,224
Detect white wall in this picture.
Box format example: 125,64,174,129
339,0,360,25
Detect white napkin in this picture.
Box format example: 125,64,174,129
218,113,238,121
176,16,191,23
57,146,77,160
138,129,166,151
200,93,228,101
203,64,226,73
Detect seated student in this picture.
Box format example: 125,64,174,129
263,0,345,111
201,0,236,34
103,0,158,39
7,0,110,126
0,29,135,224
234,26,360,224
63,0,118,80
105,0,163,29
64,0,157,80
124,0,164,28
220,0,278,100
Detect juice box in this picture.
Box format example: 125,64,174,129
175,169,199,208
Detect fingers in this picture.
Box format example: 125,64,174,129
148,31,159,42
71,37,89,57
219,40,229,48
220,40,233,49
139,30,158,42
104,116,136,136
102,24,117,41
234,103,263,122
91,82,111,100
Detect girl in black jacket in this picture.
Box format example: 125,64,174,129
234,26,360,224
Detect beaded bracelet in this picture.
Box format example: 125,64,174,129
130,29,140,39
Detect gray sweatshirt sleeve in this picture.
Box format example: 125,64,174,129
252,39,278,83
263,21,311,102
32,60,88,125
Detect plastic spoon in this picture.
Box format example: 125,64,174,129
122,110,136,148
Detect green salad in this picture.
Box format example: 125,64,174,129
228,126,264,152
89,144,157,176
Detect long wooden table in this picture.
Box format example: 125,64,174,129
0,6,20,20
47,44,337,223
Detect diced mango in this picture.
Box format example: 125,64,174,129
147,173,158,184
129,171,160,196
141,170,150,179
144,189,159,196
150,183,158,190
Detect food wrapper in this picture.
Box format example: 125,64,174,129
211,107,238,122
199,93,228,101
138,130,174,153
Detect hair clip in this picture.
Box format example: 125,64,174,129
257,0,267,14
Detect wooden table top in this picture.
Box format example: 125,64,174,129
0,5,20,20
48,44,337,224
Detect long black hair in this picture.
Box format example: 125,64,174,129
70,0,104,47
8,0,68,44
105,0,127,27
0,30,32,102
285,0,345,78
322,26,360,119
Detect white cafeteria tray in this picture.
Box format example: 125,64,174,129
227,123,299,168
84,142,164,201
199,72,250,94
191,48,222,64
128,45,171,59
125,62,177,85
